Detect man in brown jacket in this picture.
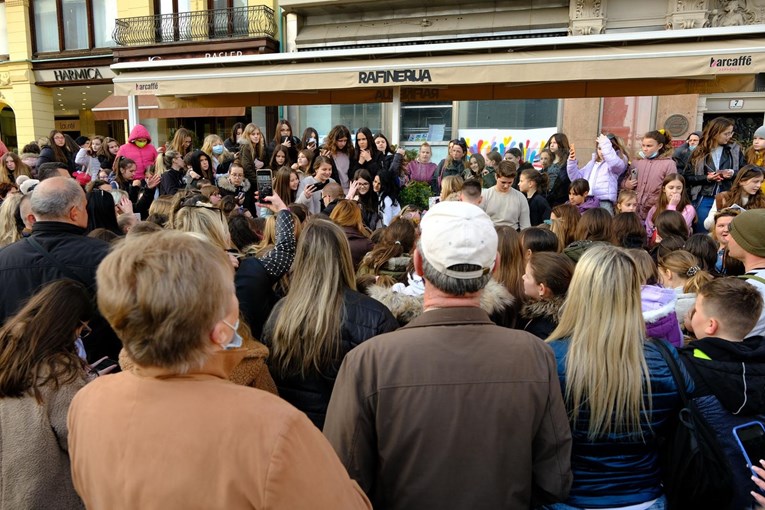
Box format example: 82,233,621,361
324,201,572,509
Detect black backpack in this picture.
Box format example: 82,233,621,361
653,339,734,510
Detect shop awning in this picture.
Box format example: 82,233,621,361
112,37,765,100
92,94,245,121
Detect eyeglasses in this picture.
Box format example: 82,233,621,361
80,321,92,339
357,182,370,188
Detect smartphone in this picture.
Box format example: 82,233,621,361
630,168,638,181
256,169,273,204
733,421,765,470
281,136,289,143
311,180,328,192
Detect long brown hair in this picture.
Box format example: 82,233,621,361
494,226,526,303
268,219,356,376
358,218,416,274
718,165,765,210
47,130,71,165
324,125,353,157
551,204,581,250
691,117,734,166
651,173,693,224
0,152,32,183
0,280,92,403
574,208,614,243
273,167,297,204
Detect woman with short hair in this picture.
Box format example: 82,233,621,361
69,229,371,509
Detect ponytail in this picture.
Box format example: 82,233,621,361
644,129,674,158
521,168,549,192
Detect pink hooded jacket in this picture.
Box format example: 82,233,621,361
116,124,158,180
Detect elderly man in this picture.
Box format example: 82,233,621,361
0,176,120,361
324,201,572,509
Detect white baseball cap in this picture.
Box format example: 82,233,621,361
419,201,497,279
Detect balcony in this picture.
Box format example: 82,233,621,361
113,6,277,47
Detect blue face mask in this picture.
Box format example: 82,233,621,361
222,319,243,350
212,144,224,155
639,150,658,160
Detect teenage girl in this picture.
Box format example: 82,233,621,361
623,129,677,222
291,148,314,179
746,126,765,191
320,125,354,193
703,165,765,230
657,249,714,330
467,153,485,181
684,117,744,232
407,142,438,185
545,133,572,207
518,168,551,226
645,173,695,241
520,252,575,340
269,144,291,173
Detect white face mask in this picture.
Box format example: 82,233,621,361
222,319,243,350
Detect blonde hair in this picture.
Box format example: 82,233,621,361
201,134,233,165
440,175,464,202
0,153,31,184
172,205,231,251
268,219,356,376
548,245,650,439
0,193,23,247
616,190,638,213
658,250,714,293
96,231,233,372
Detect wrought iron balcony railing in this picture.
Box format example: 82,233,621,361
113,5,277,46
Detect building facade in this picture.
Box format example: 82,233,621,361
0,0,763,157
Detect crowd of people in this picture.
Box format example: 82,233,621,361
0,117,765,509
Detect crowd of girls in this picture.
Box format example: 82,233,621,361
3,115,765,510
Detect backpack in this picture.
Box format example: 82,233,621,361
653,339,734,510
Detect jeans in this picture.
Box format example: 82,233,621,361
539,495,667,510
693,196,714,234
599,200,614,215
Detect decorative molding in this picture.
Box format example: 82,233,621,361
665,0,712,29
710,0,756,26
570,0,607,35
5,0,30,8
0,73,11,88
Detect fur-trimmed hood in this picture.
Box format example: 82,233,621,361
366,279,515,326
520,295,565,321
216,174,251,193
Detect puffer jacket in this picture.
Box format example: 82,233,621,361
567,142,627,202
432,158,465,191
547,161,571,207
548,338,691,508
407,160,437,184
633,157,677,221
642,284,683,347
262,288,398,430
520,295,564,340
116,124,158,180
38,146,76,174
679,336,765,510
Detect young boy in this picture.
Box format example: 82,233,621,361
679,277,765,510
479,160,530,230
459,178,483,206
567,178,600,214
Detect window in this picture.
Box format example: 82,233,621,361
32,0,115,53
296,104,383,144
458,99,558,129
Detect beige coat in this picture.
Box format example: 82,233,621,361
68,349,370,510
0,373,88,510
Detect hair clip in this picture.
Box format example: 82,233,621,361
686,266,700,277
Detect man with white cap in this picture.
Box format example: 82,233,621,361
324,201,572,509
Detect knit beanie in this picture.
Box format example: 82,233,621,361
755,125,765,140
729,209,765,258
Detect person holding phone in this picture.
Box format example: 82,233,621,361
684,117,746,233
678,277,765,510
267,119,300,165
297,156,336,214
216,161,255,216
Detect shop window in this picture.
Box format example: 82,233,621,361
32,0,116,53
600,97,656,156
296,104,383,145
458,99,557,129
